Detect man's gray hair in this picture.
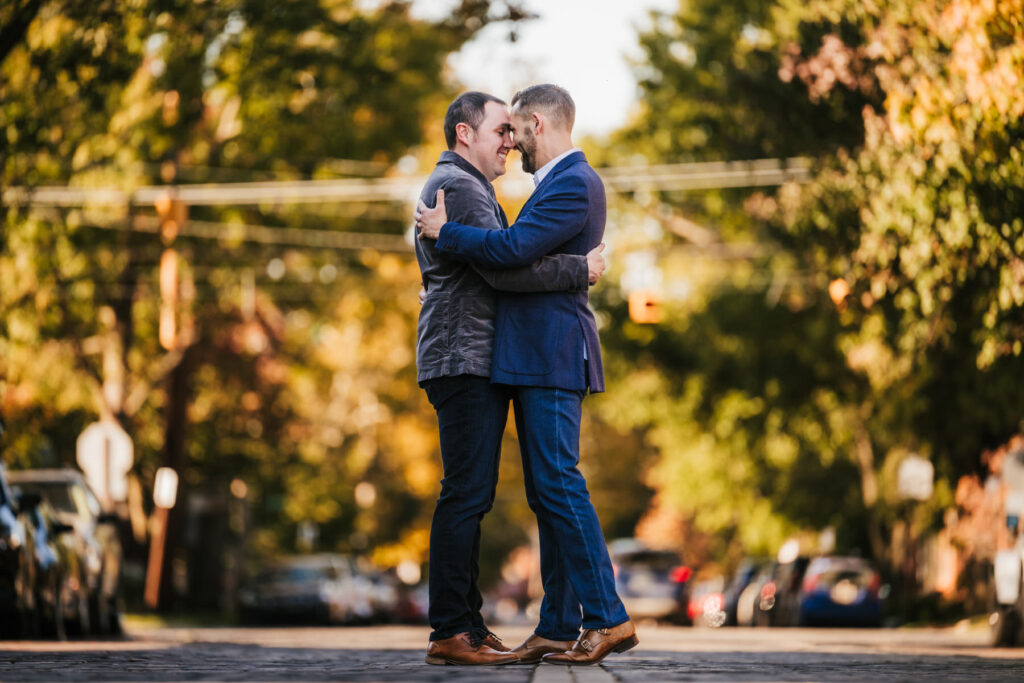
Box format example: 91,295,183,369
510,84,575,131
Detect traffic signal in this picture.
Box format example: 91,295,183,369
156,194,187,350
629,289,663,324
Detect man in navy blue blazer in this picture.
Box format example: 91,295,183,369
416,84,637,666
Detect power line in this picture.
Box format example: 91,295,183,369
74,215,413,253
136,216,412,252
2,157,811,208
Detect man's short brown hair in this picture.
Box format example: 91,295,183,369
444,91,506,150
510,84,575,131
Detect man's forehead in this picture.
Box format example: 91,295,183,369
507,111,528,127
482,100,510,125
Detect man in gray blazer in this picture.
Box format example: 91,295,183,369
416,91,606,666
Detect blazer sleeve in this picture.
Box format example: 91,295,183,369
428,174,589,291
472,253,589,293
436,174,590,268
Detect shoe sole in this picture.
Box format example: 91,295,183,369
425,655,519,666
515,650,567,664
543,635,639,666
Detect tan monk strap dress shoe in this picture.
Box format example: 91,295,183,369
512,633,577,664
425,632,519,666
542,620,638,666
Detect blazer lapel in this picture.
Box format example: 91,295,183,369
516,151,587,217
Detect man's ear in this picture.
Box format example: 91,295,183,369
532,112,543,133
455,122,474,146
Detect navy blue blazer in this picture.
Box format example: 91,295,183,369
435,150,605,392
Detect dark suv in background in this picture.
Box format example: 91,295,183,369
8,468,124,634
17,490,92,638
0,462,36,637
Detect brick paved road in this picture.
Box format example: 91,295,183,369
3,622,1024,682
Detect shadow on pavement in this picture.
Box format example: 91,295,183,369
1,644,533,682
601,649,1024,681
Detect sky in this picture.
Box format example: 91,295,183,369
409,0,679,137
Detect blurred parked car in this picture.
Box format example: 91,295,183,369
723,558,767,626
16,491,92,638
392,583,428,624
365,570,400,623
0,463,36,638
7,468,124,634
992,446,1024,646
239,554,372,625
687,577,726,627
752,557,810,627
797,556,883,627
608,538,691,623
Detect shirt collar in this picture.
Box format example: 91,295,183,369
438,150,494,192
533,147,581,187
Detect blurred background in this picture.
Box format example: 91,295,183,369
2,0,1023,640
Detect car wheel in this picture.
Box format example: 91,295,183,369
18,602,41,639
18,588,40,639
89,590,113,635
66,593,91,637
53,590,68,641
989,560,1024,647
991,606,1020,647
106,596,123,636
41,578,67,641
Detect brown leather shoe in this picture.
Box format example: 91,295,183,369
425,632,519,666
480,630,511,653
511,633,577,664
542,620,638,666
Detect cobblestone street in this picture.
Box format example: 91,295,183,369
4,622,1024,682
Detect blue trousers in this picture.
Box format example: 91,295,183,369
422,374,509,641
511,386,629,640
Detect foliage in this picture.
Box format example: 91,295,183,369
593,0,1024,576
0,0,525,582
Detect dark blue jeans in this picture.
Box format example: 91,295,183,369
422,374,510,642
512,385,629,640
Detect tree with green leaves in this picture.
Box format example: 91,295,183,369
2,0,530,607
592,0,1024,595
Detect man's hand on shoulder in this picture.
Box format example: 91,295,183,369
415,189,447,240
587,243,607,285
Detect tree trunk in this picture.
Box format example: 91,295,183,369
854,422,887,566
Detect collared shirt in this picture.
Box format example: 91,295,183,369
533,147,582,187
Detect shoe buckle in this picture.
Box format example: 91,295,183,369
579,639,592,652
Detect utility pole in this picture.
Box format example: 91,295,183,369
150,190,192,611
157,192,186,351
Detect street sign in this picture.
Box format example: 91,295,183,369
897,455,934,501
153,467,179,509
76,420,133,506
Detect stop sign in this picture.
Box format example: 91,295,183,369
76,420,133,505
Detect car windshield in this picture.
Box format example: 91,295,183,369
260,565,337,583
813,563,874,588
16,482,78,515
616,551,679,571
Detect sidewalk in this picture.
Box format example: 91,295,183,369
3,623,1024,682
